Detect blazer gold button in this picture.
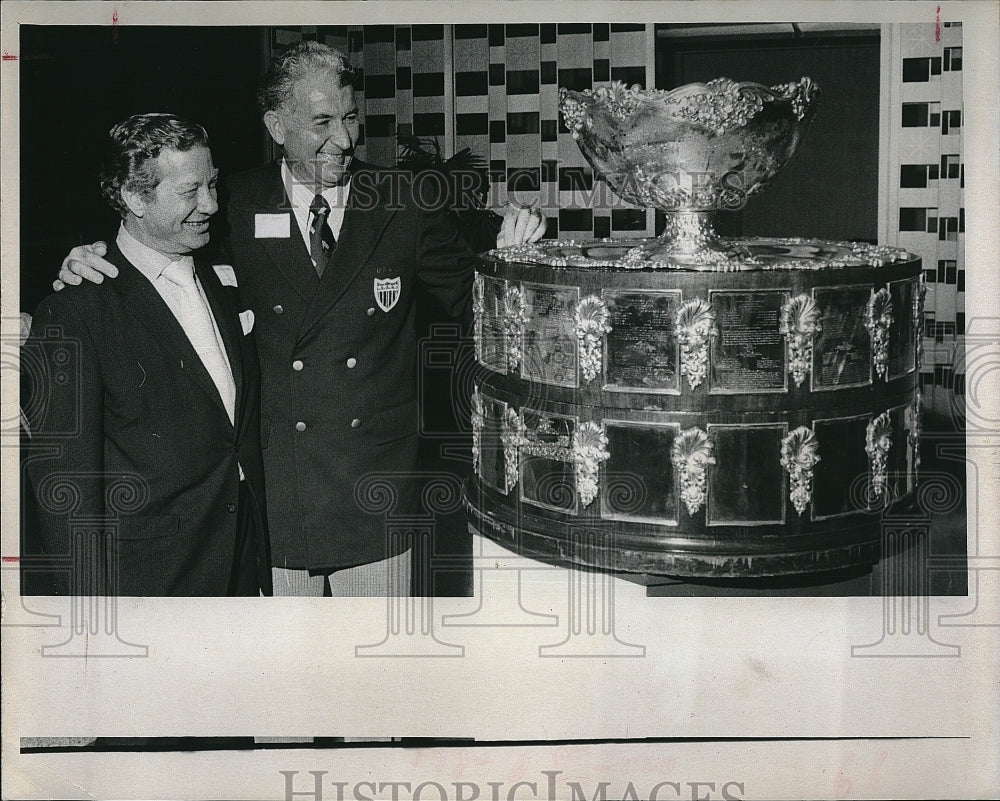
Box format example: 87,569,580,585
367,307,376,316
295,421,307,432
292,360,304,371
346,358,357,368
274,305,284,314
226,503,237,514
351,418,361,428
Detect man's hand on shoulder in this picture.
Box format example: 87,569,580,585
496,202,546,248
53,241,118,291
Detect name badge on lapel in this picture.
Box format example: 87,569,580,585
374,277,401,312
255,213,290,239
213,264,238,287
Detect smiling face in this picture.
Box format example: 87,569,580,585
264,68,360,189
123,145,218,257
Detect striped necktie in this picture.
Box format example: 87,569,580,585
309,193,337,278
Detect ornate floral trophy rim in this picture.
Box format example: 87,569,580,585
557,77,821,270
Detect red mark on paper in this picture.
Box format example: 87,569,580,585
2,556,20,563
112,9,119,25
1,52,17,61
935,5,941,42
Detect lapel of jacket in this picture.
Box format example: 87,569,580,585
196,256,244,420
247,161,318,302
108,243,234,429
299,160,397,336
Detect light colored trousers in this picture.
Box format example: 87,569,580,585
271,549,411,597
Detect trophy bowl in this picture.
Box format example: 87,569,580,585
559,77,820,268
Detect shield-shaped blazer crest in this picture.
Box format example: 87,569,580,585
374,277,401,312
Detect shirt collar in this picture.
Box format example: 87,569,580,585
280,158,351,210
117,224,194,283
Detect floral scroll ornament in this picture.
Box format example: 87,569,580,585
674,298,718,390
502,283,529,373
865,287,893,381
573,422,610,508
778,77,820,121
470,387,484,477
780,426,821,516
908,391,923,480
671,427,716,516
501,406,525,494
779,294,822,387
472,274,485,364
559,81,642,136
574,295,612,383
674,78,765,136
865,411,892,502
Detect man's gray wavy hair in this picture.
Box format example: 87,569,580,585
258,41,355,113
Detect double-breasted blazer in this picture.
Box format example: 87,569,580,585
220,159,476,570
22,242,272,596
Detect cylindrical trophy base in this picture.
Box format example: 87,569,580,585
468,237,923,579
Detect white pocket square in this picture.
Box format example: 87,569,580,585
239,309,255,335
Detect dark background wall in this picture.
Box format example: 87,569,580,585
658,31,881,242
19,26,269,312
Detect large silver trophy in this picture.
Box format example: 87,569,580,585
468,76,923,581
557,77,820,268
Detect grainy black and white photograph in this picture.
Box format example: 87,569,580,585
2,1,998,800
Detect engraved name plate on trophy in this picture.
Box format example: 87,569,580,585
478,394,510,493
811,414,871,519
479,275,508,374
519,409,577,513
602,422,680,524
812,285,874,390
602,290,682,393
521,283,580,387
706,424,787,525
888,277,917,379
885,402,911,502
709,290,788,393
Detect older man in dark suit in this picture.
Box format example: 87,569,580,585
57,42,544,596
25,113,271,596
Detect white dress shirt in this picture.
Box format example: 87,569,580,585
117,225,236,425
280,159,351,251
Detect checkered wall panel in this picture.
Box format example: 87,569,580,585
881,22,965,412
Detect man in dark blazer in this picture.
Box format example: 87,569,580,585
56,43,544,595
221,158,475,587
24,113,271,596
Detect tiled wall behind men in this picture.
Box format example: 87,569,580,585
271,24,656,239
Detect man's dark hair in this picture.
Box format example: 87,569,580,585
99,113,209,218
257,40,355,113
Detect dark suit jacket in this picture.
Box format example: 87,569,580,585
21,242,271,596
221,160,476,570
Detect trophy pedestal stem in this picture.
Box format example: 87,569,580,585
635,211,747,270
